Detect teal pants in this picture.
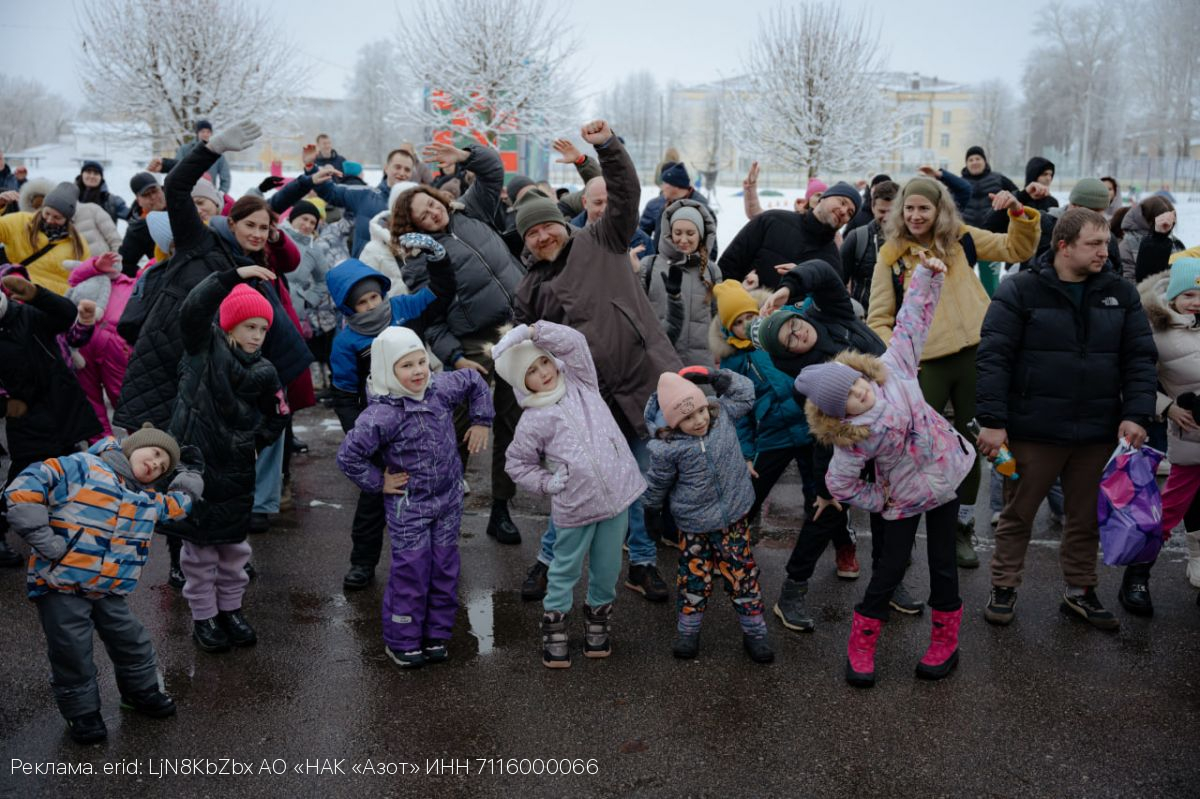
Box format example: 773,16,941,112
977,260,1000,298
544,509,629,613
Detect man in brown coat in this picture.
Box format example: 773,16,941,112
513,119,682,603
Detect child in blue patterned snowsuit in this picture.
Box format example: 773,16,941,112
337,326,493,668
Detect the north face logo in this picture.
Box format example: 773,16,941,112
1101,297,1118,307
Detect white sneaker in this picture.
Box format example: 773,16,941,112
461,478,471,496
1186,531,1200,588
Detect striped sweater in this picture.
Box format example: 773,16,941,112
4,438,193,599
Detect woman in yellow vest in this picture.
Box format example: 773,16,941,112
0,182,89,295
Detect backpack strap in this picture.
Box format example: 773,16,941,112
961,231,977,267
851,225,869,267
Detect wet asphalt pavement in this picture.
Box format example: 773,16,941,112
2,404,1198,799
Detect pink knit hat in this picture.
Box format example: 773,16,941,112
805,178,828,201
219,284,274,332
658,372,706,428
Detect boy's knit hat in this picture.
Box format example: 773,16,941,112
368,326,428,400
348,276,385,309
658,371,707,428
122,422,181,474
793,362,861,419
43,182,78,221
130,171,159,197
805,178,828,201
191,178,222,209
219,284,274,332
342,161,363,177
713,279,760,334
494,338,552,393
1068,178,1110,211
1166,258,1200,301
749,310,800,360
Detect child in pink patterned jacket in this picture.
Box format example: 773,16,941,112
796,255,972,689
494,321,645,670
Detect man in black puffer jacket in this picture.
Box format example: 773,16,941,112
976,208,1157,632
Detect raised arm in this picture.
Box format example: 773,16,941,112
457,145,505,225
586,121,639,253
531,321,598,390
883,260,943,379
167,120,262,254
179,270,240,354
779,260,856,319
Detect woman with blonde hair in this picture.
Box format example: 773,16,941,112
865,177,1039,568
0,182,88,294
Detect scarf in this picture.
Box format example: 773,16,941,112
347,302,393,336
519,374,568,409
41,222,69,241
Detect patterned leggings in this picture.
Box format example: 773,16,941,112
676,516,764,617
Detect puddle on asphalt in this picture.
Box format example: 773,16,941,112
465,591,496,654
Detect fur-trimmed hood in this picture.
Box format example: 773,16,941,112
707,287,772,361
803,349,888,447
1138,273,1192,332
19,177,55,213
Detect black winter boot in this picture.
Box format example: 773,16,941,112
120,687,177,718
193,617,231,653
486,500,521,545
1118,562,1153,617
217,609,257,647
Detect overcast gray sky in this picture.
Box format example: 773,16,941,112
8,0,1053,107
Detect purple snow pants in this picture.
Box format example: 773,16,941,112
382,490,463,652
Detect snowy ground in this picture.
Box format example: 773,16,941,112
22,158,1200,257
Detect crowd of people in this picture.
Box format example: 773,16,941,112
1,115,1198,744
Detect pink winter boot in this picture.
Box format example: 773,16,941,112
845,611,883,688
915,607,962,681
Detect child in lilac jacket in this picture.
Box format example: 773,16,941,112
797,256,972,688
337,326,493,669
495,322,645,669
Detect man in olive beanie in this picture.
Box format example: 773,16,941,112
515,189,569,240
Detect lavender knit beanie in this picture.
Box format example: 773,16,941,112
793,362,861,419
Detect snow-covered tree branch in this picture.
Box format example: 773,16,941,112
391,0,578,146
728,2,892,179
0,76,74,151
76,0,307,148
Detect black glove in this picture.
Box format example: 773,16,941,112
258,176,285,193
643,506,666,543
661,264,684,296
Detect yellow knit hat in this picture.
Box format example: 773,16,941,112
713,279,760,333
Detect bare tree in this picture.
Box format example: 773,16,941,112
1128,0,1200,159
391,0,578,145
342,39,424,165
1022,0,1126,176
0,76,74,151
971,80,1021,172
76,0,305,148
728,2,891,179
597,71,663,171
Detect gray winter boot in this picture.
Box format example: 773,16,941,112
541,611,570,669
955,520,980,569
773,579,815,632
583,603,613,659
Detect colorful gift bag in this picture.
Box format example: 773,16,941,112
1097,442,1165,566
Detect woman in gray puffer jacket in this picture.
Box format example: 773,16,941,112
639,199,720,367
642,367,774,664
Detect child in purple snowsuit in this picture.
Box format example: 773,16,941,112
337,326,493,668
494,322,646,669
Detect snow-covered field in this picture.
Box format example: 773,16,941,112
22,157,1200,257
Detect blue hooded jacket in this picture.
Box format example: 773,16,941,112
327,258,436,393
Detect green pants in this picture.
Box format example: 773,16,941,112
917,346,981,505
977,260,1000,298
544,510,629,613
